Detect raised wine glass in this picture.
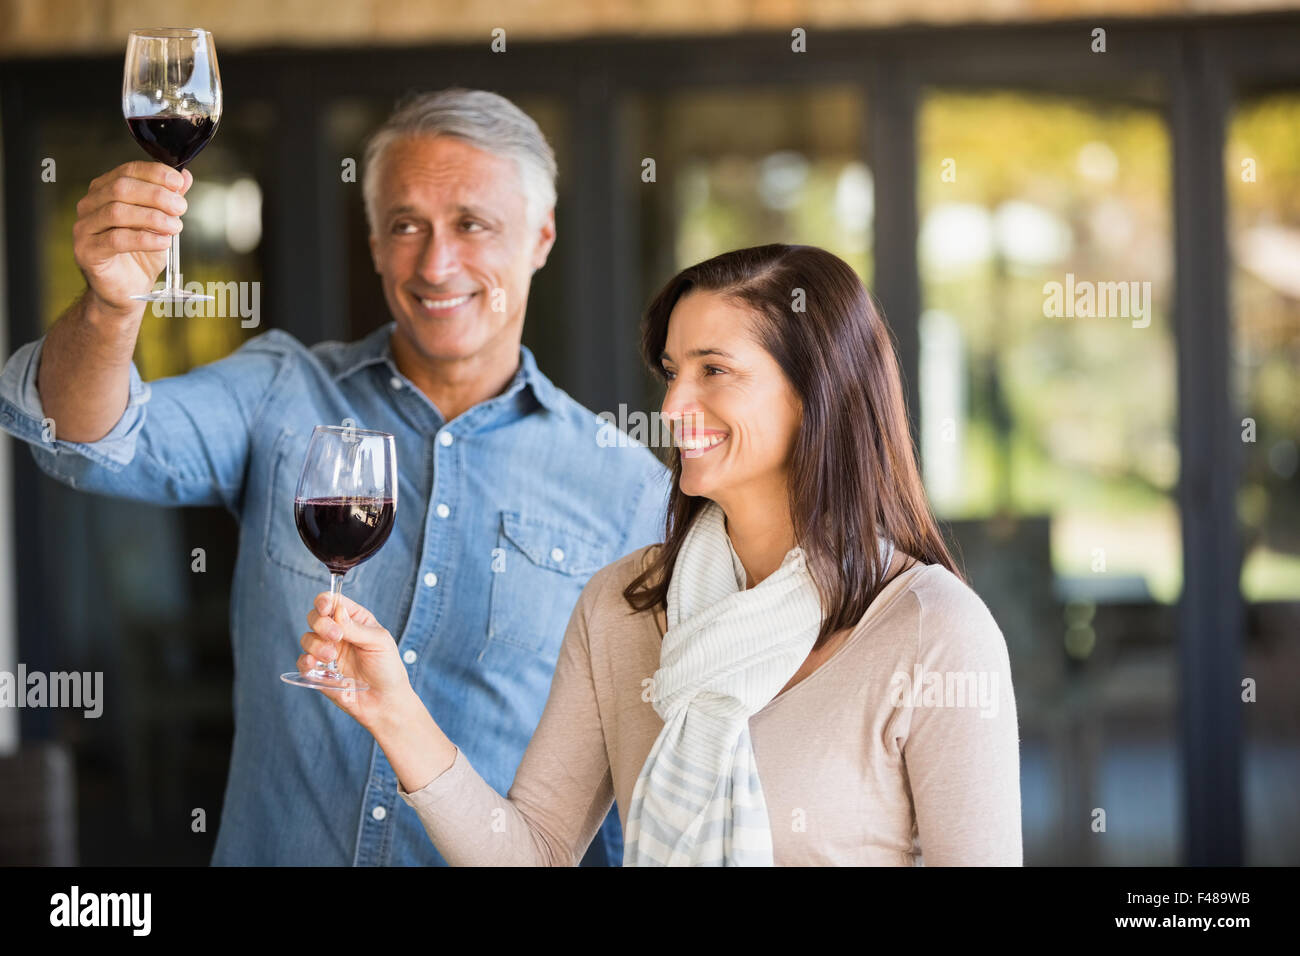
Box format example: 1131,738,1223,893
280,425,398,692
122,27,221,304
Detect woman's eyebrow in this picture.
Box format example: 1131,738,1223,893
659,348,736,362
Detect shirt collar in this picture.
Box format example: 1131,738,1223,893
336,321,564,415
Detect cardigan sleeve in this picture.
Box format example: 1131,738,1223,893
899,567,1024,865
396,564,619,866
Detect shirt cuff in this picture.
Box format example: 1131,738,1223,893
0,334,152,470
396,746,470,812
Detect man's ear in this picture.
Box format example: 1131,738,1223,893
369,232,381,274
531,206,556,272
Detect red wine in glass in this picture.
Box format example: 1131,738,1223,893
126,114,218,170
281,426,398,692
122,27,221,305
294,496,396,576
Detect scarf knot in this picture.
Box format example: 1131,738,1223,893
623,500,893,866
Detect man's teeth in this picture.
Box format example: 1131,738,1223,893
419,294,472,309
679,434,727,450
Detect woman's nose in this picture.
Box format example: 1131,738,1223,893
661,393,703,436
661,381,689,422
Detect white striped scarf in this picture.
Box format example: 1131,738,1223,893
623,499,893,866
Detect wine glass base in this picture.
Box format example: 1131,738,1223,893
130,290,215,303
280,670,370,692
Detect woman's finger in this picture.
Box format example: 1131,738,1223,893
344,596,380,627
310,596,388,648
313,591,379,627
297,654,361,707
306,608,342,640
300,630,336,662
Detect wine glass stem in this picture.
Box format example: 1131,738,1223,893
317,572,344,678
165,228,182,295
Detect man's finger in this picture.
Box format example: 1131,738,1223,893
83,177,188,218
86,227,173,259
109,160,185,191
81,200,182,239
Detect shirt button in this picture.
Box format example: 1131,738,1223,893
403,649,418,664
423,571,438,587
371,805,387,821
389,376,403,390
551,547,565,563
438,431,453,447
436,503,450,519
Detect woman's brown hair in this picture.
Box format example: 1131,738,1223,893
622,243,964,649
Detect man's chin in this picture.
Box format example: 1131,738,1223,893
395,315,497,362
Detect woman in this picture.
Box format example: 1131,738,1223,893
298,244,1022,866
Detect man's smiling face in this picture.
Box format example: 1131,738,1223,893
368,134,555,372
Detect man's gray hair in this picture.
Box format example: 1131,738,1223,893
362,87,558,234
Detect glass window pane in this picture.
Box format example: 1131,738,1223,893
1226,92,1300,866
625,85,870,413
918,90,1180,864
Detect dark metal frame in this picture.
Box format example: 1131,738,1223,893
6,11,1300,864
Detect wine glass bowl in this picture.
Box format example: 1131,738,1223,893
281,426,398,692
122,27,221,304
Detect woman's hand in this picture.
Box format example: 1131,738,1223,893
299,592,411,729
300,592,460,794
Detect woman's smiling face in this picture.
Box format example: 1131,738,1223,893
658,290,803,504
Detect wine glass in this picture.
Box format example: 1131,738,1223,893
280,426,398,691
122,27,222,304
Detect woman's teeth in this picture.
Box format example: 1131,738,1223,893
418,293,472,310
680,434,728,457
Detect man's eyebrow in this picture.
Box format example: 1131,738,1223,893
659,348,736,362
383,203,497,219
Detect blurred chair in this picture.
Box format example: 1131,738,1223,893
98,502,232,839
946,514,1068,862
945,514,1063,723
0,742,77,865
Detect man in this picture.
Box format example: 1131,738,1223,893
0,88,668,865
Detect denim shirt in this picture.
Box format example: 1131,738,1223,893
0,320,670,865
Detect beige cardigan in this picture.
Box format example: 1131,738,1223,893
398,545,1023,865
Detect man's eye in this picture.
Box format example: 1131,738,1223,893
461,220,485,232
392,221,417,234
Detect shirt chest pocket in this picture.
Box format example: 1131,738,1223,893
487,510,610,659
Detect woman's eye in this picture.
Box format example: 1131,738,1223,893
661,366,725,380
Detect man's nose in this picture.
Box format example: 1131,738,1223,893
417,231,461,284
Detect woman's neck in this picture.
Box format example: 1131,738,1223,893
719,492,796,590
